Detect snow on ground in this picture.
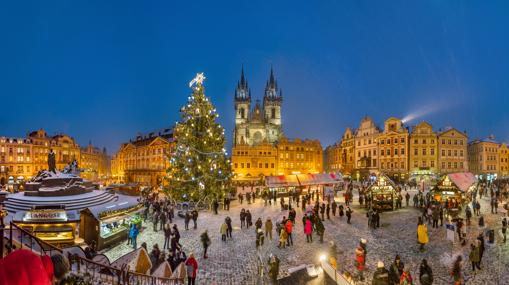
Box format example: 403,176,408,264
103,189,509,285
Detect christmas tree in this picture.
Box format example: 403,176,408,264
166,73,232,202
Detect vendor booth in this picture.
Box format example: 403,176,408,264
265,173,343,197
367,174,397,211
265,175,300,196
432,172,477,205
12,205,80,247
80,197,143,250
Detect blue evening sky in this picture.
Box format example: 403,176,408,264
1,1,508,153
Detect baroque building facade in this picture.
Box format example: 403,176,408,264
468,136,500,179
378,117,409,180
111,128,174,187
231,68,323,182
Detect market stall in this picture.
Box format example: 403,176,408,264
366,174,397,211
265,175,300,197
432,172,477,206
12,205,80,247
80,197,143,250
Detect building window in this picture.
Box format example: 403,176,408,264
395,149,398,155
381,150,385,156
422,149,426,155
241,163,244,168
431,161,435,168
265,163,269,168
271,108,276,119
431,149,435,155
401,148,405,155
414,148,418,155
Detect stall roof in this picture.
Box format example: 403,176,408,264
368,174,397,191
266,173,343,188
266,175,300,188
84,195,141,219
443,172,477,192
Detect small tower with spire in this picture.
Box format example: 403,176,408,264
234,66,251,126
263,67,283,127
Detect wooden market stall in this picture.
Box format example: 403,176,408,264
432,172,477,205
80,197,143,250
12,205,80,247
366,174,397,211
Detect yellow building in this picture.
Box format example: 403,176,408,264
499,144,509,177
437,128,468,174
28,129,51,174
0,137,33,184
276,137,323,175
354,117,380,177
324,143,341,173
468,136,499,179
112,128,174,187
378,117,409,181
80,142,111,181
231,141,277,181
409,122,438,181
49,134,81,171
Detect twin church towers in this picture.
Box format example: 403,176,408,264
233,68,283,146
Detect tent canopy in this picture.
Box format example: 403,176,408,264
266,173,343,188
437,172,477,193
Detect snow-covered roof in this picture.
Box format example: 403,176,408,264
83,195,141,219
111,246,152,274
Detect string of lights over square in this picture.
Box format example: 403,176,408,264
165,73,232,202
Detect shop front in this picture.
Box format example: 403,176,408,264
80,198,143,250
367,174,397,211
12,205,80,247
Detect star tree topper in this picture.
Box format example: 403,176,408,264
189,72,206,89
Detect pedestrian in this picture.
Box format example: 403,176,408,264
339,204,344,218
469,242,481,272
278,227,287,248
185,253,198,285
304,217,313,243
240,209,246,229
332,201,337,216
285,219,293,246
265,218,273,240
225,216,233,239
389,255,404,285
191,209,198,229
419,259,433,285
268,254,280,284
129,223,139,249
417,218,429,252
153,211,159,232
220,221,228,242
405,192,410,207
184,211,191,230
465,205,472,226
127,223,133,245
163,223,172,250
477,232,485,264
355,242,366,281
160,211,167,231
255,217,263,232
246,210,252,228
320,203,325,221
451,256,463,285
238,193,243,204
399,266,413,285
372,261,390,285
315,217,325,243
326,203,330,220
346,206,353,224
200,231,210,259
256,228,265,248
213,199,219,215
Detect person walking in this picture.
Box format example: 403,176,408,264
278,227,287,248
255,217,263,232
163,223,172,250
200,231,210,259
326,203,330,220
355,242,366,281
332,201,337,216
419,259,433,285
320,203,325,221
191,210,198,229
129,223,139,249
220,221,228,242
153,211,159,232
389,255,404,285
315,217,325,243
184,211,191,230
185,253,198,285
304,217,313,243
417,218,429,252
451,256,463,285
240,209,246,229
225,216,233,239
159,211,167,231
268,254,280,284
246,210,252,229
502,216,507,243
405,192,410,207
469,242,481,273
346,206,353,224
265,218,273,240
256,228,265,248
285,219,293,246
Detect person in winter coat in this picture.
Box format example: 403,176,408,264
346,206,353,224
469,242,481,272
200,231,210,259
246,210,253,228
320,203,326,220
256,228,265,248
389,255,404,285
130,223,139,249
399,267,413,285
153,211,159,232
220,221,228,241
417,219,429,252
0,249,55,285
268,254,280,284
355,243,366,281
278,227,288,248
418,259,433,285
255,217,263,231
502,216,508,243
191,210,198,229
160,211,167,231
185,253,198,285
326,203,331,219
265,218,273,240
225,216,233,238
332,201,337,216
240,209,246,228
285,219,293,246
339,204,344,217
163,223,172,249
304,217,313,243
477,232,485,263
184,211,191,230
315,217,325,243
372,261,390,285
451,255,463,285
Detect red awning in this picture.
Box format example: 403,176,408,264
447,172,477,192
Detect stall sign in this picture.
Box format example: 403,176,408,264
24,210,67,222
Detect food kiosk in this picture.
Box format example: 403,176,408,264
366,174,397,211
432,172,477,204
13,205,80,247
80,197,143,250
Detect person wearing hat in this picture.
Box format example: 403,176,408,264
372,261,390,285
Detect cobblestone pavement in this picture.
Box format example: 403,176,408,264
104,190,509,285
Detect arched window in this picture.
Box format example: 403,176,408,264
240,108,245,119
271,108,276,119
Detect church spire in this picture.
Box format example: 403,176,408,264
235,66,250,101
264,67,281,100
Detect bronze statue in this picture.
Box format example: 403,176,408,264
48,149,56,173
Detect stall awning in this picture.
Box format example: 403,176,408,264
265,175,300,188
446,172,477,192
